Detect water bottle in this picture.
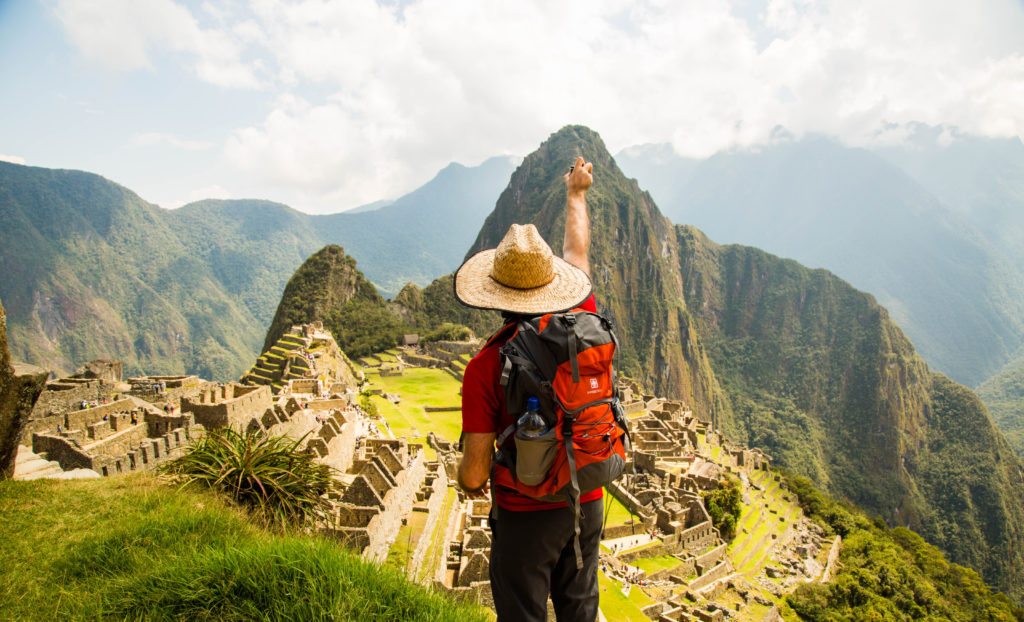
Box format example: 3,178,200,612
517,396,547,438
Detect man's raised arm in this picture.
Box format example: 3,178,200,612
562,155,594,276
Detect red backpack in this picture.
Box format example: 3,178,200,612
489,307,631,568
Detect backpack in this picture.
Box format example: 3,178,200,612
489,307,631,568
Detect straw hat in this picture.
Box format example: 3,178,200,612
454,224,592,314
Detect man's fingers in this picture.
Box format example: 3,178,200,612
575,155,586,168
584,162,593,174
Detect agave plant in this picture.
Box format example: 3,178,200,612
161,427,339,530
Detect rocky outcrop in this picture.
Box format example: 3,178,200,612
0,300,48,479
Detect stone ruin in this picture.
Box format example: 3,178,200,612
26,396,205,477
181,382,273,429
242,322,358,395
324,438,428,562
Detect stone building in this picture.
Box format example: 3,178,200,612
181,383,272,429
28,396,205,476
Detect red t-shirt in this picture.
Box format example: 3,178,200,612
462,294,604,511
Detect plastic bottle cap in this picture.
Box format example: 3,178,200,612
526,396,540,411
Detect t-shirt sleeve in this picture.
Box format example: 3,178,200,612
579,293,597,313
461,353,501,434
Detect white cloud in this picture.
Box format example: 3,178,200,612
0,154,26,165
54,0,1024,212
132,132,214,151
54,0,261,88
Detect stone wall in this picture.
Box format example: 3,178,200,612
182,383,272,429
819,535,842,582
687,560,732,591
408,463,450,577
362,450,427,562
29,380,107,420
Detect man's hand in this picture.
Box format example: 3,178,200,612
564,155,593,196
563,156,593,275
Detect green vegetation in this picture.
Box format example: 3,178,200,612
0,157,514,379
423,322,474,342
978,354,1024,455
785,475,1022,621
0,474,488,622
161,427,339,530
702,475,742,541
631,554,683,575
597,570,652,621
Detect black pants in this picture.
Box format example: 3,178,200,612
489,498,602,622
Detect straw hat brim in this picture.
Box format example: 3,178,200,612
454,249,593,314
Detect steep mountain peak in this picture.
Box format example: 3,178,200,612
261,245,382,352
468,124,724,418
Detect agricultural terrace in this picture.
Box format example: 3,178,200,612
360,350,464,459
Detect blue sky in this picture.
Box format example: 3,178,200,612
1,0,1022,213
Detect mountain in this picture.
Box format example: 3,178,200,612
678,226,1024,598
0,162,264,380
261,245,386,353
0,156,515,379
476,125,1024,599
468,126,726,417
263,246,498,360
313,157,519,297
978,355,1024,455
616,139,1024,388
876,129,1024,275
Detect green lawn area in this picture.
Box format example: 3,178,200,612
632,554,683,575
603,489,643,528
365,366,464,457
0,474,489,622
597,570,652,621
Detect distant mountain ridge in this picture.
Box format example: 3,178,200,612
617,138,1024,388
0,156,515,379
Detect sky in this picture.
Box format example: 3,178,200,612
1,0,1022,214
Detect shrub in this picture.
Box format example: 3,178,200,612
423,322,474,342
161,428,339,530
702,475,742,541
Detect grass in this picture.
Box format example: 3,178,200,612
416,487,458,584
602,488,643,529
0,474,489,622
364,366,465,456
631,554,683,575
160,427,339,530
597,570,651,621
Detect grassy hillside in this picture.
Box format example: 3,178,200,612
0,163,261,380
785,475,1021,621
0,474,488,621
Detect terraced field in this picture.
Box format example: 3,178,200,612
360,352,464,458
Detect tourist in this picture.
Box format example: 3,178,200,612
456,157,602,622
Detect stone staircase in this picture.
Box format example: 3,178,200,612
13,445,99,480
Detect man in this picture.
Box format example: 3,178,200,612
455,156,601,621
